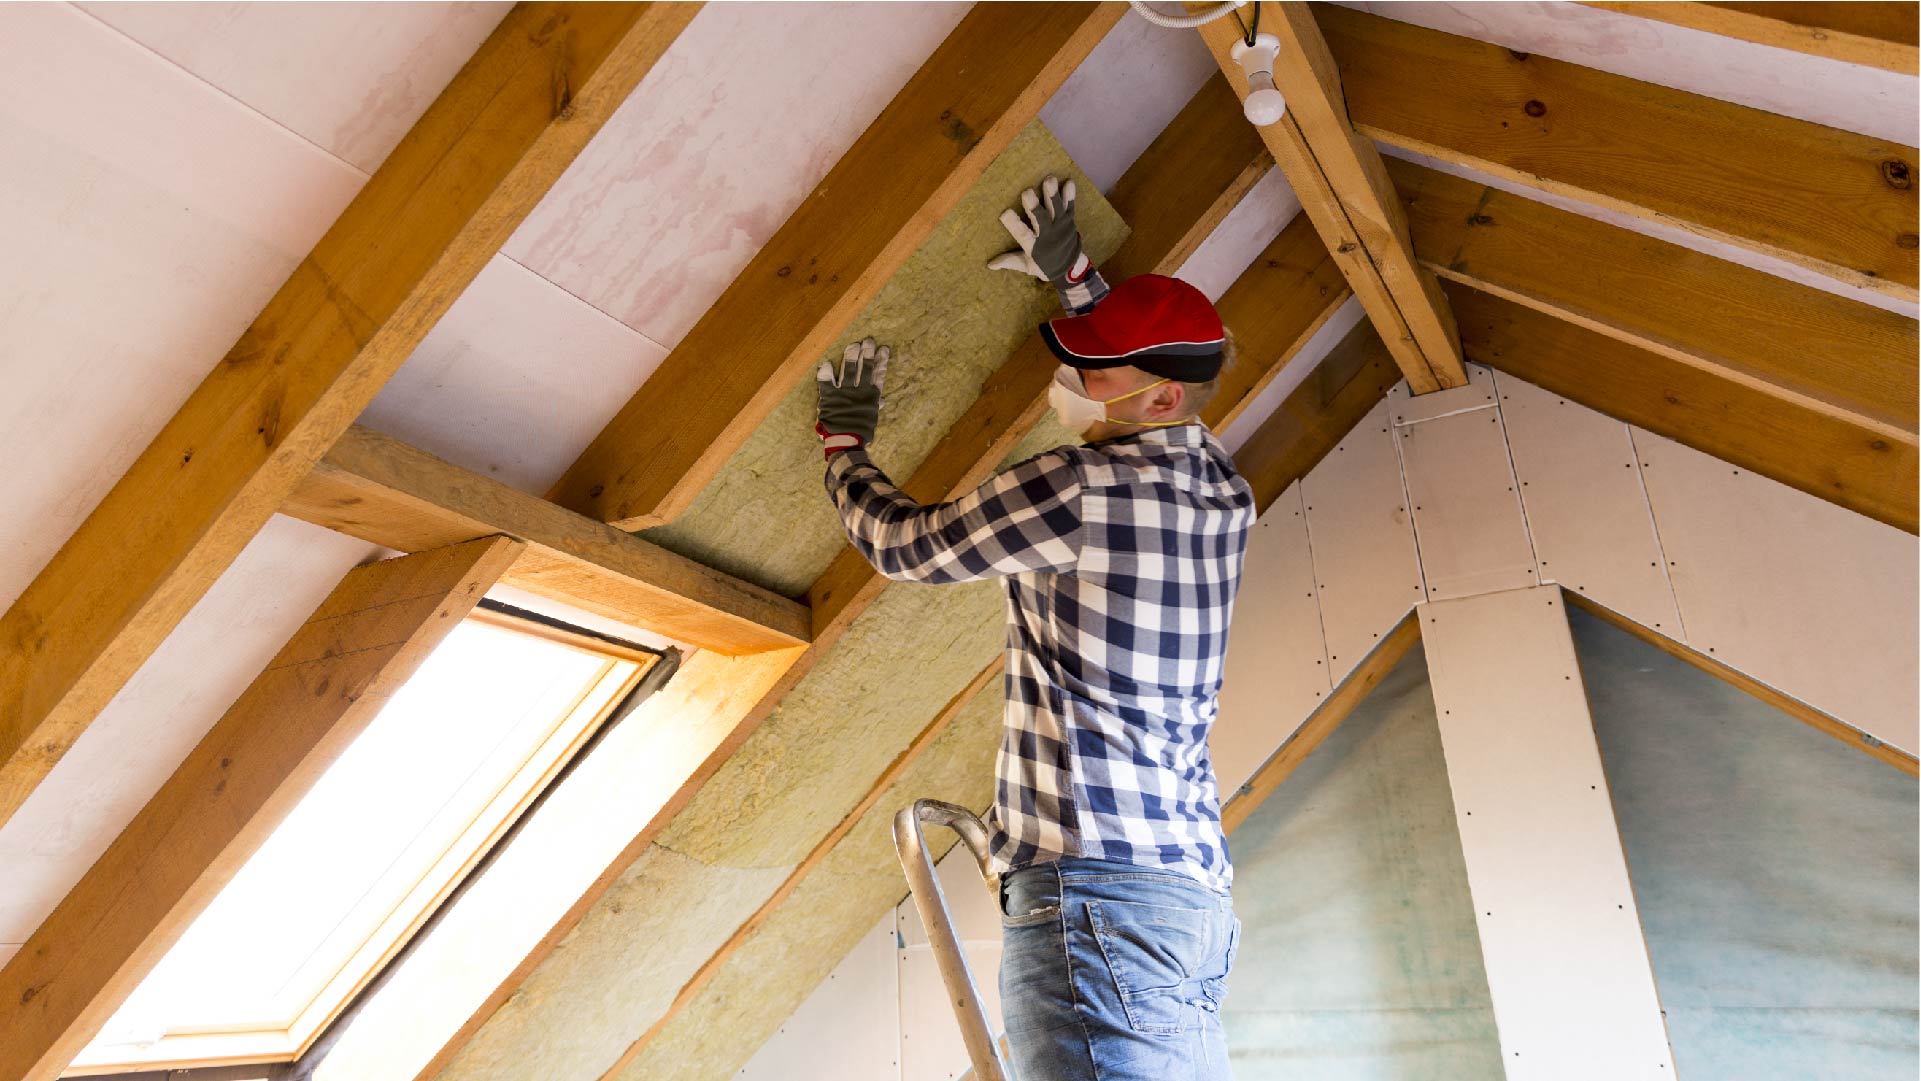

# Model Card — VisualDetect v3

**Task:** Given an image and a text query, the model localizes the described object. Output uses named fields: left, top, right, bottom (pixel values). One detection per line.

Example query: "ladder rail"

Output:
left=892, top=798, right=1010, bottom=1081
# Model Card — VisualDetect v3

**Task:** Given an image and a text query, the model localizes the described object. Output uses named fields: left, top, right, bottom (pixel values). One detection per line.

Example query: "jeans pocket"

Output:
left=1087, top=900, right=1210, bottom=1035
left=1002, top=903, right=1061, bottom=929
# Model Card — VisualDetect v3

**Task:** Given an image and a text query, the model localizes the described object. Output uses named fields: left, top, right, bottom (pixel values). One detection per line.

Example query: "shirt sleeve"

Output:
left=822, top=448, right=1085, bottom=584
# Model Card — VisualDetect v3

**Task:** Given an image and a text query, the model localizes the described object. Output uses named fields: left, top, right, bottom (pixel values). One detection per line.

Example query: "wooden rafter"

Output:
left=283, top=426, right=808, bottom=655
left=1389, top=158, right=1919, bottom=440
left=416, top=71, right=1272, bottom=1078
left=807, top=72, right=1273, bottom=641
left=1319, top=3, right=1921, bottom=301
left=1234, top=319, right=1402, bottom=513
left=1222, top=612, right=1420, bottom=832
left=0, top=537, right=523, bottom=1081
left=1197, top=1, right=1468, bottom=394
left=1583, top=2, right=1920, bottom=75
left=545, top=2, right=1127, bottom=531
left=1448, top=282, right=1919, bottom=533
left=0, top=2, right=700, bottom=833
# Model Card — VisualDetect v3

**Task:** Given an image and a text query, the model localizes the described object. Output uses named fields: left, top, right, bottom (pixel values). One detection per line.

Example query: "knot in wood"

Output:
left=1523, top=100, right=1547, bottom=118
left=1883, top=159, right=1913, bottom=190
left=1897, top=234, right=1920, bottom=250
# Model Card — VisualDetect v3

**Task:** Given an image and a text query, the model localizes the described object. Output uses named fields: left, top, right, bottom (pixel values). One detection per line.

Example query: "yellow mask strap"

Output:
left=1100, top=377, right=1202, bottom=428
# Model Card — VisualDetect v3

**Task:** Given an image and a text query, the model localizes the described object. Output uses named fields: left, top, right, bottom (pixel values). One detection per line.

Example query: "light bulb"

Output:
left=1231, top=32, right=1286, bottom=126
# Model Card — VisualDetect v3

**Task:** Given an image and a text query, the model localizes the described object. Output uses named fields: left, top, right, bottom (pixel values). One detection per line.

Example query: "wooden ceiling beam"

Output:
left=1318, top=2, right=1920, bottom=301
left=1234, top=319, right=1402, bottom=514
left=0, top=537, right=523, bottom=1081
left=284, top=426, right=809, bottom=655
left=806, top=71, right=1274, bottom=643
left=1449, top=282, right=1918, bottom=533
left=1197, top=1, right=1469, bottom=394
left=1583, top=2, right=1920, bottom=75
left=544, top=3, right=1127, bottom=531
left=1389, top=157, right=1920, bottom=442
left=0, top=2, right=699, bottom=833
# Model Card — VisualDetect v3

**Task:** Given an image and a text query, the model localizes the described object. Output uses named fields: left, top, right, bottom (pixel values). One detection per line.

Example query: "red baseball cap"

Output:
left=1039, top=274, right=1226, bottom=382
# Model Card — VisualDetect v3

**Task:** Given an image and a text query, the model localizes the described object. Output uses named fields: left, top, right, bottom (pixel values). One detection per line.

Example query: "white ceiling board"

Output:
left=1397, top=405, right=1540, bottom=601
left=1386, top=361, right=1499, bottom=425
left=1420, top=586, right=1676, bottom=1079
left=1495, top=373, right=1682, bottom=635
left=1176, top=169, right=1303, bottom=303
left=361, top=255, right=669, bottom=494
left=1383, top=143, right=1920, bottom=320
left=75, top=1, right=509, bottom=174
left=739, top=914, right=901, bottom=1081
left=1219, top=296, right=1365, bottom=455
left=0, top=3, right=362, bottom=611
left=1038, top=8, right=1220, bottom=194
left=1214, top=483, right=1332, bottom=796
left=1634, top=432, right=1921, bottom=755
left=1302, top=397, right=1426, bottom=683
left=1332, top=1, right=1919, bottom=145
left=502, top=2, right=970, bottom=348
left=0, top=515, right=376, bottom=946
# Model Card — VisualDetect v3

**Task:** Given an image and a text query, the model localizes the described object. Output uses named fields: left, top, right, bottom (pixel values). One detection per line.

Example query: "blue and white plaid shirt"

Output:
left=825, top=424, right=1255, bottom=892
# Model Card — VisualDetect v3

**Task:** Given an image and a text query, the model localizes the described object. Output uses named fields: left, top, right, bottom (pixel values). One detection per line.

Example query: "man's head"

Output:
left=1039, top=275, right=1229, bottom=441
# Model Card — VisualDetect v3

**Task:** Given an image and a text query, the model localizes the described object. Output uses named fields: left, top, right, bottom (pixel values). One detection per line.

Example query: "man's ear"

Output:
left=1145, top=379, right=1186, bottom=419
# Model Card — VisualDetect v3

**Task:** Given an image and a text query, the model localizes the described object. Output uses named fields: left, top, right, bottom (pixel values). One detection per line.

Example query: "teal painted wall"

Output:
left=1221, top=607, right=1918, bottom=1080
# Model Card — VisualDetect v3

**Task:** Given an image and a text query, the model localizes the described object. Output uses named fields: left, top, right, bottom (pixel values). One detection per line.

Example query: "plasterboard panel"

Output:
left=1331, top=1, right=1917, bottom=145
left=897, top=844, right=1005, bottom=1081
left=1420, top=587, right=1675, bottom=1079
left=1386, top=361, right=1498, bottom=425
left=0, top=516, right=376, bottom=945
left=0, top=3, right=362, bottom=613
left=1634, top=432, right=1920, bottom=754
left=1219, top=296, right=1366, bottom=455
left=360, top=256, right=669, bottom=494
left=76, top=1, right=508, bottom=173
left=1302, top=398, right=1426, bottom=682
left=1397, top=406, right=1539, bottom=601
left=739, top=914, right=901, bottom=1081
left=1176, top=169, right=1303, bottom=303
left=1214, top=483, right=1332, bottom=795
left=503, top=2, right=970, bottom=347
left=1495, top=373, right=1682, bottom=634
left=1039, top=7, right=1219, bottom=194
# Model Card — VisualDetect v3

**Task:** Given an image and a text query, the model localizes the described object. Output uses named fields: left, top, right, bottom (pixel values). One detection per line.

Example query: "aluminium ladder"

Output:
left=892, top=798, right=1011, bottom=1081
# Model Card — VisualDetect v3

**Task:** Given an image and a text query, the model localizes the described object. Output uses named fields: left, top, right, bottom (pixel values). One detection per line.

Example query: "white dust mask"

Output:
left=1047, top=365, right=1176, bottom=435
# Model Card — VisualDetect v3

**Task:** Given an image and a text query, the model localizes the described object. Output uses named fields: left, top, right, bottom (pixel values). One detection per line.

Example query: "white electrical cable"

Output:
left=1126, top=0, right=1247, bottom=30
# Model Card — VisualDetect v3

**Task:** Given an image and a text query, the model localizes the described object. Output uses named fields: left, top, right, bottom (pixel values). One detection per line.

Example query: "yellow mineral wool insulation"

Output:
left=641, top=120, right=1128, bottom=597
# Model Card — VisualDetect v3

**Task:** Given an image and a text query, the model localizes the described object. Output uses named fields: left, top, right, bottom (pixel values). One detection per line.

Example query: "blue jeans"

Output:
left=998, top=857, right=1239, bottom=1081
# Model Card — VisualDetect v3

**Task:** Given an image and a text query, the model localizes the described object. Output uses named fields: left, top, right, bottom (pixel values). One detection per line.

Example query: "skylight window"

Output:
left=67, top=611, right=657, bottom=1075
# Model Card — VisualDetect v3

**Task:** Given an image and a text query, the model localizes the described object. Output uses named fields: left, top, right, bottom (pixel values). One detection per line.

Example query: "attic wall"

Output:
left=428, top=124, right=1124, bottom=1080
left=618, top=682, right=1004, bottom=1081
left=640, top=121, right=1127, bottom=596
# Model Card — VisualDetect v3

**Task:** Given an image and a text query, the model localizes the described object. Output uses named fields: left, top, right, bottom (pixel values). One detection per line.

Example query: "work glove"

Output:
left=816, top=337, right=889, bottom=458
left=988, top=175, right=1109, bottom=315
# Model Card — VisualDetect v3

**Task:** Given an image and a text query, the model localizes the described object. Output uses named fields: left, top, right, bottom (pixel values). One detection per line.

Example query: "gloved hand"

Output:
left=988, top=175, right=1109, bottom=315
left=816, top=337, right=889, bottom=458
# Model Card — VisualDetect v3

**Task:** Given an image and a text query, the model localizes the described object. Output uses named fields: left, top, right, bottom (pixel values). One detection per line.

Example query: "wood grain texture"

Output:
left=592, top=656, right=1004, bottom=1079
left=1583, top=2, right=1919, bottom=74
left=1448, top=282, right=1919, bottom=533
left=1233, top=320, right=1403, bottom=513
left=545, top=3, right=1126, bottom=530
left=1318, top=2, right=1921, bottom=299
left=284, top=426, right=808, bottom=655
left=0, top=2, right=699, bottom=832
left=1197, top=2, right=1468, bottom=393
left=1389, top=157, right=1919, bottom=439
left=805, top=72, right=1273, bottom=642
left=1221, top=612, right=1420, bottom=833
left=1207, top=212, right=1353, bottom=432
left=0, top=537, right=522, bottom=1081
left=1566, top=591, right=1918, bottom=776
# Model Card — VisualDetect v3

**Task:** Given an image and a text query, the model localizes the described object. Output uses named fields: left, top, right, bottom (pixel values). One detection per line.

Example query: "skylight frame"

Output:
left=66, top=609, right=661, bottom=1076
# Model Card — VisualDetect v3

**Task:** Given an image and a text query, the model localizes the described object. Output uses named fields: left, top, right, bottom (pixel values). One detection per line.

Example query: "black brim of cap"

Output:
left=1040, top=322, right=1224, bottom=382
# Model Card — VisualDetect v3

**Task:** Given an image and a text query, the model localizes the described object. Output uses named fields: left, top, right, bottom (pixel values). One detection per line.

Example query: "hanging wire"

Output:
left=1126, top=0, right=1247, bottom=31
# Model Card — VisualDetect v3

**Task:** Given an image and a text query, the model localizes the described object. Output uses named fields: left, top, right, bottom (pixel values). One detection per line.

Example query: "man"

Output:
left=815, top=176, right=1253, bottom=1080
